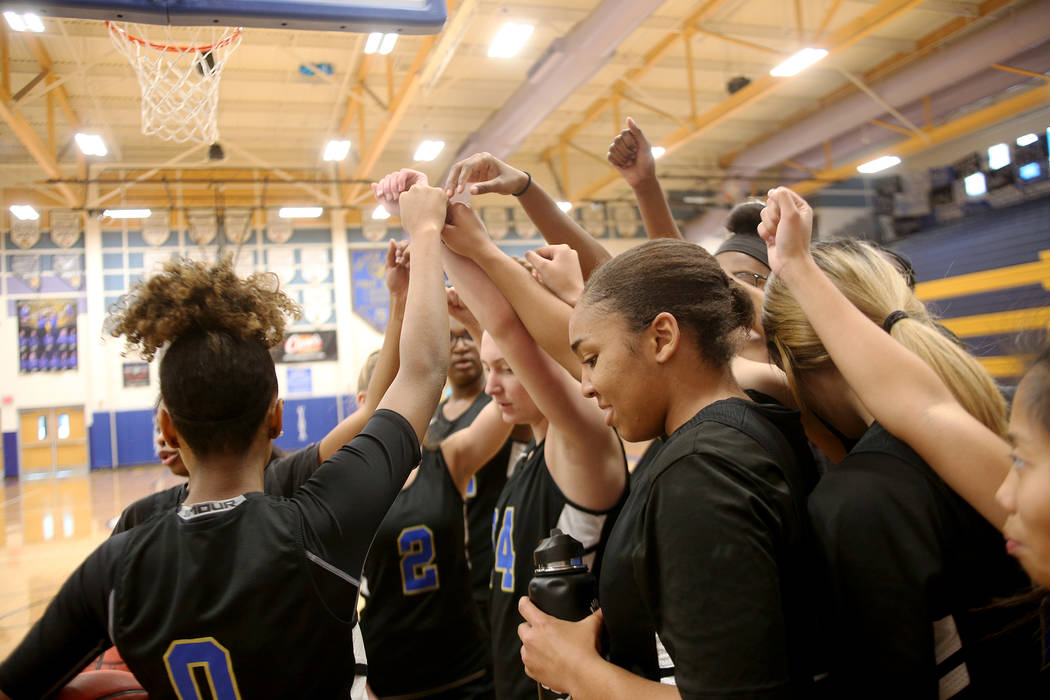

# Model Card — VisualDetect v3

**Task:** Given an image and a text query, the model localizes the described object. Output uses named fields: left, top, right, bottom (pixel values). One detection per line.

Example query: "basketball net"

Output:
left=107, top=22, right=242, bottom=144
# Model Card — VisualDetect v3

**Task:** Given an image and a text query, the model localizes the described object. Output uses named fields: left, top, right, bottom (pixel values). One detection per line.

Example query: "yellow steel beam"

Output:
left=692, top=27, right=781, bottom=55
left=869, top=118, right=914, bottom=136
left=991, top=63, right=1050, bottom=83
left=979, top=355, right=1033, bottom=379
left=915, top=250, right=1050, bottom=301
left=542, top=0, right=727, bottom=161
left=790, top=83, right=1050, bottom=196
left=0, top=84, right=77, bottom=205
left=815, top=0, right=842, bottom=39
left=570, top=0, right=928, bottom=201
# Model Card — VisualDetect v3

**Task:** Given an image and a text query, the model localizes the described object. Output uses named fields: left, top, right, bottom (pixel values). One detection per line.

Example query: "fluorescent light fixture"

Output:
left=323, top=139, right=351, bottom=162
left=987, top=143, right=1010, bottom=170
left=2, top=11, right=40, bottom=32
left=651, top=146, right=666, bottom=159
left=74, top=132, right=107, bottom=157
left=488, top=22, right=534, bottom=59
left=1018, top=162, right=1041, bottom=180
left=372, top=205, right=391, bottom=220
left=278, top=207, right=323, bottom=219
left=9, top=204, right=39, bottom=221
left=3, top=12, right=25, bottom=31
left=770, top=47, right=828, bottom=77
left=1016, top=133, right=1038, bottom=147
left=364, top=32, right=383, bottom=54
left=379, top=33, right=398, bottom=55
left=856, top=155, right=901, bottom=174
left=556, top=201, right=573, bottom=212
left=413, top=139, right=445, bottom=162
left=23, top=13, right=44, bottom=32
left=964, top=172, right=987, bottom=197
left=102, top=208, right=151, bottom=219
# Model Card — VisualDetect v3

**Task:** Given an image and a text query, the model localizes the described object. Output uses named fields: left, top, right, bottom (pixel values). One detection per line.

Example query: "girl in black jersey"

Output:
left=757, top=187, right=1050, bottom=694
left=0, top=183, right=451, bottom=700
left=518, top=238, right=822, bottom=698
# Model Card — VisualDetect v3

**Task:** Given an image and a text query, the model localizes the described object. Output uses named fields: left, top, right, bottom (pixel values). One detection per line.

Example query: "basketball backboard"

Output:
left=0, top=0, right=447, bottom=33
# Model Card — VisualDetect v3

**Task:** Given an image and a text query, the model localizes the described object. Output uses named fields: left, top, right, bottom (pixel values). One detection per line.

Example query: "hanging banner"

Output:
left=482, top=206, right=510, bottom=240
left=302, top=286, right=332, bottom=326
left=52, top=253, right=84, bottom=289
left=224, top=208, right=254, bottom=244
left=361, top=218, right=387, bottom=243
left=266, top=208, right=294, bottom=244
left=512, top=206, right=537, bottom=239
left=17, top=298, right=78, bottom=374
left=49, top=210, right=82, bottom=248
left=579, top=202, right=607, bottom=238
left=187, top=209, right=218, bottom=245
left=143, top=210, right=171, bottom=246
left=11, top=217, right=41, bottom=249
left=233, top=251, right=255, bottom=279
left=300, top=248, right=329, bottom=283
left=266, top=247, right=297, bottom=287
left=270, top=330, right=338, bottom=363
left=10, top=255, right=42, bottom=290
left=350, top=249, right=389, bottom=333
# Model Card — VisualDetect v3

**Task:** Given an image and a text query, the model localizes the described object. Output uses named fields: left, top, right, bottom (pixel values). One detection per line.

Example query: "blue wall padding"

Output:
left=114, top=409, right=158, bottom=466
left=3, top=432, right=18, bottom=479
left=90, top=412, right=113, bottom=470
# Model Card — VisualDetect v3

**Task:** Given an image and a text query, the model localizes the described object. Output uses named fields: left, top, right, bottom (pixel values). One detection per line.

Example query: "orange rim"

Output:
left=106, top=21, right=242, bottom=54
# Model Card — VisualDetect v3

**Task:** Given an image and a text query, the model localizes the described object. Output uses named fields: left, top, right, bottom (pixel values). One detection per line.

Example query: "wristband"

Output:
left=512, top=171, right=532, bottom=197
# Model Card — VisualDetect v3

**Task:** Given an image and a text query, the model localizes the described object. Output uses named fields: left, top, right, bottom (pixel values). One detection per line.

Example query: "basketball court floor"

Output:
left=0, top=464, right=182, bottom=660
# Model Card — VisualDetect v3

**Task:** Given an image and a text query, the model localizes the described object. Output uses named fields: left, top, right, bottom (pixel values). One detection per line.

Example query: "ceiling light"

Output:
left=987, top=143, right=1010, bottom=170
left=651, top=146, right=666, bottom=159
left=323, top=139, right=351, bottom=162
left=770, top=47, right=828, bottom=77
left=556, top=201, right=573, bottom=212
left=372, top=205, right=391, bottom=220
left=9, top=205, right=39, bottom=221
left=379, top=33, right=398, bottom=55
left=1018, top=162, right=1042, bottom=180
left=3, top=11, right=41, bottom=32
left=856, top=155, right=901, bottom=174
left=74, top=133, right=108, bottom=157
left=1016, top=133, right=1038, bottom=147
left=364, top=32, right=383, bottom=54
left=278, top=207, right=323, bottom=219
left=964, top=172, right=987, bottom=197
left=413, top=139, right=445, bottom=162
left=488, top=22, right=534, bottom=59
left=102, top=208, right=151, bottom=219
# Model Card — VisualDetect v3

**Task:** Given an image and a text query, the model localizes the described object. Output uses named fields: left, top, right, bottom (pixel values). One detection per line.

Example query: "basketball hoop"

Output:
left=107, top=21, right=242, bottom=144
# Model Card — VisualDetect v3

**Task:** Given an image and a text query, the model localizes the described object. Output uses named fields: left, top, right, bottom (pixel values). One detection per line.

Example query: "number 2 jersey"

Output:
left=0, top=410, right=419, bottom=700
left=359, top=447, right=490, bottom=697
left=489, top=440, right=625, bottom=700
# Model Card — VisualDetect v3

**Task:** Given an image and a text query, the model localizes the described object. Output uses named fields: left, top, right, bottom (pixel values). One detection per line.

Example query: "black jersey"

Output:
left=0, top=411, right=418, bottom=700
left=427, top=393, right=515, bottom=604
left=360, top=448, right=490, bottom=697
left=489, top=440, right=624, bottom=700
left=809, top=421, right=1049, bottom=698
left=599, top=395, right=822, bottom=697
left=111, top=443, right=321, bottom=534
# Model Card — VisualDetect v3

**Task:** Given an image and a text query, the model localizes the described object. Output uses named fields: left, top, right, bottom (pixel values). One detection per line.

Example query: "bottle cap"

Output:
left=533, top=528, right=586, bottom=573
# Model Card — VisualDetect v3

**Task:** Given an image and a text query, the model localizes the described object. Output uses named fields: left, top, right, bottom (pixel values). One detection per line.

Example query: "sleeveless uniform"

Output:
left=360, top=448, right=491, bottom=698
left=489, top=440, right=624, bottom=700
left=599, top=395, right=823, bottom=696
left=809, top=421, right=1049, bottom=697
left=0, top=410, right=418, bottom=699
left=426, top=394, right=517, bottom=614
left=111, top=443, right=321, bottom=534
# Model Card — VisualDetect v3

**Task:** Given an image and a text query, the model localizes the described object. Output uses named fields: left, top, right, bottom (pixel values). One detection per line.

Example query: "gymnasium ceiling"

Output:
left=0, top=0, right=1048, bottom=227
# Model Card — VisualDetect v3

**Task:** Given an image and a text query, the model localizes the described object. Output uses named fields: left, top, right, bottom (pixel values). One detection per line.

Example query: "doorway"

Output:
left=19, top=407, right=88, bottom=479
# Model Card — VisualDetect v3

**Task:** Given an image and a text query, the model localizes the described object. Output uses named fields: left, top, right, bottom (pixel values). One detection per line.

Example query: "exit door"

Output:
left=19, top=407, right=88, bottom=479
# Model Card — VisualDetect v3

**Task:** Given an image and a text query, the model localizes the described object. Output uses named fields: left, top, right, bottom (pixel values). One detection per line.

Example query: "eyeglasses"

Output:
left=450, top=332, right=475, bottom=347
left=732, top=270, right=768, bottom=290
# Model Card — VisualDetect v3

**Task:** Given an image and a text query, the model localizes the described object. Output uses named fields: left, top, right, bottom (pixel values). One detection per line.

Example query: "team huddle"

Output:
left=1, top=123, right=1049, bottom=699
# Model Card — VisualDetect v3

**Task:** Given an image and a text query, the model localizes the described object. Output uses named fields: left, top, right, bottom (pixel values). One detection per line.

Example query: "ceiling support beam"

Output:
left=838, top=68, right=926, bottom=138
left=568, top=0, right=928, bottom=201
left=789, top=84, right=1050, bottom=196
left=692, top=27, right=781, bottom=56
left=0, top=83, right=78, bottom=205
left=990, top=63, right=1050, bottom=83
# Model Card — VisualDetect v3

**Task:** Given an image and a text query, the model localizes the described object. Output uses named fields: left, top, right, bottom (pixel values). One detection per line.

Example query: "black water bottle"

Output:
left=528, top=528, right=598, bottom=700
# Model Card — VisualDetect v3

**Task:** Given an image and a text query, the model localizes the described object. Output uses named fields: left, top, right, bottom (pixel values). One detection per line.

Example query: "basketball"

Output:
left=88, top=647, right=130, bottom=674
left=56, top=670, right=148, bottom=700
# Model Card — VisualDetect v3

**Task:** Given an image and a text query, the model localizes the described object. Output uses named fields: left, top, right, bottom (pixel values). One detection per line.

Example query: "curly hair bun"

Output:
left=107, top=256, right=301, bottom=361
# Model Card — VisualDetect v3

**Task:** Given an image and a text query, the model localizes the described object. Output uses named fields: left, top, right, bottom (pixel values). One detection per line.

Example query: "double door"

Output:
left=19, top=407, right=88, bottom=479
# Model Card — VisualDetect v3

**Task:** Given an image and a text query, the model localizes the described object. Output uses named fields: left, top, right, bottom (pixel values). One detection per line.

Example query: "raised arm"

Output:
left=760, top=187, right=1010, bottom=528
left=607, top=117, right=681, bottom=240
left=444, top=152, right=611, bottom=279
left=442, top=205, right=624, bottom=511
left=318, top=239, right=409, bottom=462
left=375, top=184, right=450, bottom=443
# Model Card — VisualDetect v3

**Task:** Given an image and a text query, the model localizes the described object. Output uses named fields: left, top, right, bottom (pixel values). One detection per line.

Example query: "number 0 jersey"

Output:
left=0, top=410, right=419, bottom=700
left=489, top=440, right=624, bottom=700
left=360, top=448, right=489, bottom=697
